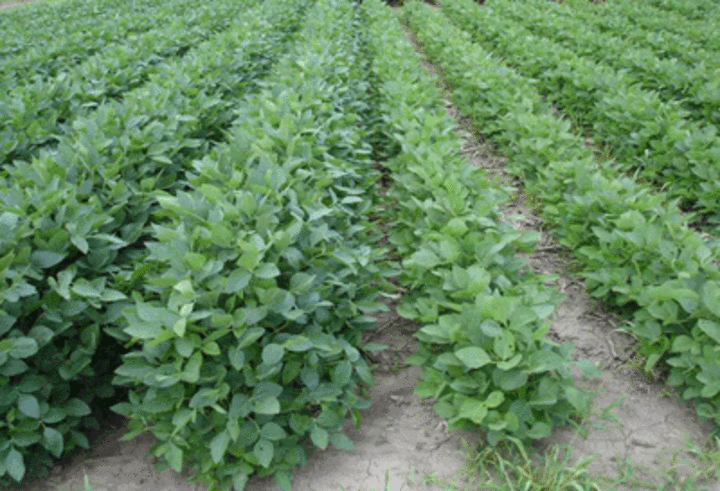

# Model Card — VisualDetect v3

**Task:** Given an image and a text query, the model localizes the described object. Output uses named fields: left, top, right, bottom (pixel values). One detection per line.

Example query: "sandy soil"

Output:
left=12, top=10, right=720, bottom=491
left=0, top=0, right=41, bottom=11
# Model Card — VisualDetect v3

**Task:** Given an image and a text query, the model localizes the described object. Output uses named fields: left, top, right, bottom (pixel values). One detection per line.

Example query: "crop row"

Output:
left=404, top=0, right=720, bottom=441
left=107, top=1, right=389, bottom=488
left=0, top=0, right=308, bottom=483
left=0, top=0, right=164, bottom=57
left=0, top=0, right=255, bottom=168
left=490, top=0, right=720, bottom=127
left=363, top=0, right=594, bottom=448
left=0, top=0, right=186, bottom=87
left=441, top=0, right=720, bottom=233
left=562, top=0, right=720, bottom=56
left=644, top=0, right=720, bottom=21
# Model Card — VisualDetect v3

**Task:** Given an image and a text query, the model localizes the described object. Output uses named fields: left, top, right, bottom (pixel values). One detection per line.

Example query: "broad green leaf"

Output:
left=254, top=439, right=274, bottom=468
left=702, top=281, right=720, bottom=317
left=237, top=327, right=266, bottom=349
left=189, top=388, right=219, bottom=409
left=43, top=427, right=64, bottom=458
left=698, top=319, right=720, bottom=344
left=574, top=358, right=602, bottom=378
left=454, top=347, right=492, bottom=369
left=333, top=361, right=353, bottom=385
left=301, top=367, right=319, bottom=389
left=485, top=390, right=505, bottom=408
left=254, top=397, right=280, bottom=415
left=493, top=331, right=515, bottom=360
left=166, top=443, right=183, bottom=473
left=330, top=432, right=354, bottom=450
left=527, top=422, right=552, bottom=439
left=8, top=338, right=38, bottom=359
left=225, top=269, right=251, bottom=293
left=30, top=251, right=66, bottom=269
left=183, top=252, right=207, bottom=270
left=458, top=398, right=488, bottom=424
left=496, top=353, right=522, bottom=370
left=65, top=398, right=91, bottom=416
left=17, top=394, right=40, bottom=418
left=497, top=370, right=528, bottom=391
left=229, top=346, right=245, bottom=370
left=5, top=447, right=24, bottom=482
left=310, top=426, right=329, bottom=450
left=262, top=344, right=284, bottom=365
left=255, top=263, right=281, bottom=279
left=210, top=430, right=231, bottom=464
left=261, top=422, right=287, bottom=441
left=123, top=322, right=163, bottom=340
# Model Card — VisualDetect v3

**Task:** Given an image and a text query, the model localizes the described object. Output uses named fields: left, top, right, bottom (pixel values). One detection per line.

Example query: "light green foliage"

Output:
left=365, top=0, right=595, bottom=448
left=0, top=0, right=308, bottom=484
left=405, top=0, right=720, bottom=445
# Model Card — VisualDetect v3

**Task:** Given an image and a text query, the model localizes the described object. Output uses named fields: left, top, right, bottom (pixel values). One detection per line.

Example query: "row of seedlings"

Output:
left=442, top=0, right=720, bottom=233
left=361, top=0, right=595, bottom=448
left=0, top=0, right=173, bottom=85
left=0, top=0, right=309, bottom=484
left=404, top=0, right=720, bottom=442
left=0, top=0, right=259, bottom=167
left=488, top=0, right=720, bottom=127
left=108, top=0, right=388, bottom=490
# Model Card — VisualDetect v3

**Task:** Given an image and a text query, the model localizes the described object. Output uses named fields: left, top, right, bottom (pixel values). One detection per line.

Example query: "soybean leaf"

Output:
left=17, top=394, right=40, bottom=418
left=454, top=347, right=492, bottom=369
left=43, top=427, right=64, bottom=458
left=210, top=430, right=231, bottom=464
left=254, top=439, right=274, bottom=468
left=5, top=447, right=24, bottom=482
left=310, top=426, right=329, bottom=450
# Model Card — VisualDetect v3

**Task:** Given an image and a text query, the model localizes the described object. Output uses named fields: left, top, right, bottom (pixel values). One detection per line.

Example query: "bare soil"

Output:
left=13, top=10, right=720, bottom=491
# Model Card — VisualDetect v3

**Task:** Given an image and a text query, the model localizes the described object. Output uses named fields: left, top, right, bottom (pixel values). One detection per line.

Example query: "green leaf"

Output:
left=5, top=447, right=24, bottom=482
left=527, top=350, right=567, bottom=373
left=183, top=252, right=207, bottom=270
left=702, top=281, right=720, bottom=317
left=8, top=338, right=38, bottom=359
left=497, top=370, right=528, bottom=391
left=493, top=331, right=515, bottom=360
left=189, top=388, right=219, bottom=409
left=301, top=367, right=319, bottom=389
left=527, top=422, right=552, bottom=439
left=458, top=398, right=488, bottom=424
left=485, top=390, right=505, bottom=408
left=254, top=439, right=274, bottom=468
left=262, top=344, right=285, bottom=365
left=65, top=398, right=91, bottom=416
left=166, top=443, right=183, bottom=473
left=210, top=430, right=230, bottom=464
left=225, top=269, right=251, bottom=293
left=43, top=427, right=64, bottom=458
left=17, top=394, right=40, bottom=418
left=330, top=432, right=354, bottom=450
left=310, top=426, right=329, bottom=450
left=254, top=397, right=280, bottom=415
left=237, top=327, right=266, bottom=349
left=333, top=361, right=353, bottom=385
left=454, top=347, right=492, bottom=369
left=255, top=263, right=281, bottom=279
left=698, top=319, right=720, bottom=344
left=123, top=322, right=163, bottom=340
left=261, top=422, right=287, bottom=441
left=30, top=251, right=66, bottom=269
left=229, top=346, right=245, bottom=370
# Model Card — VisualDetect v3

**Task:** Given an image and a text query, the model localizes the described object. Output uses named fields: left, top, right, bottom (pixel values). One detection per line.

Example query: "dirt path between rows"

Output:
left=0, top=0, right=41, bottom=11
left=13, top=7, right=720, bottom=491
